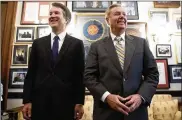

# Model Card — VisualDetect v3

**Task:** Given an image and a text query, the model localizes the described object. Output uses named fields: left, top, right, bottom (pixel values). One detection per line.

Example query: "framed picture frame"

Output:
left=150, top=11, right=168, bottom=25
left=72, top=1, right=112, bottom=12
left=16, top=27, right=35, bottom=42
left=153, top=1, right=180, bottom=8
left=9, top=68, right=28, bottom=88
left=21, top=2, right=67, bottom=25
left=74, top=13, right=109, bottom=42
left=156, top=44, right=172, bottom=57
left=126, top=22, right=147, bottom=39
left=37, top=26, right=51, bottom=38
left=169, top=64, right=182, bottom=83
left=156, top=59, right=169, bottom=89
left=116, top=1, right=139, bottom=20
left=12, top=45, right=28, bottom=66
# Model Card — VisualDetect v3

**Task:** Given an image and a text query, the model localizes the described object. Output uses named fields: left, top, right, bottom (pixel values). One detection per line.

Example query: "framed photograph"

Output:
left=72, top=1, right=112, bottom=12
left=12, top=45, right=28, bottom=66
left=156, top=44, right=172, bottom=57
left=9, top=68, right=27, bottom=88
left=117, top=1, right=139, bottom=20
left=150, top=11, right=168, bottom=25
left=172, top=13, right=181, bottom=32
left=21, top=2, right=67, bottom=25
left=169, top=65, right=182, bottom=83
left=75, top=13, right=109, bottom=42
left=16, top=27, right=35, bottom=42
left=156, top=59, right=169, bottom=89
left=37, top=26, right=51, bottom=38
left=153, top=1, right=180, bottom=8
left=126, top=22, right=147, bottom=39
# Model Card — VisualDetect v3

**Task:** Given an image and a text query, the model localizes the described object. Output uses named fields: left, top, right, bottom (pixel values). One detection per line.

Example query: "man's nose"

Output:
left=50, top=13, right=56, bottom=17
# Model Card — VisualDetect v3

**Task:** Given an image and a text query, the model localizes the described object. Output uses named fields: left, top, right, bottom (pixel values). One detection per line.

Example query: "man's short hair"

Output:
left=105, top=4, right=122, bottom=19
left=52, top=2, right=71, bottom=25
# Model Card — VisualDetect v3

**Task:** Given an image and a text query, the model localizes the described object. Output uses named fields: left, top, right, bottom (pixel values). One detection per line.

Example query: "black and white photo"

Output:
left=9, top=68, right=27, bottom=88
left=117, top=1, right=139, bottom=20
left=156, top=44, right=172, bottom=57
left=169, top=65, right=182, bottom=83
left=16, top=27, right=35, bottom=42
left=72, top=1, right=112, bottom=12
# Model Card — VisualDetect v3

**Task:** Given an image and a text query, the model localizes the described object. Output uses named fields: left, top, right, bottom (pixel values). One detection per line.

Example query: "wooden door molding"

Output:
left=1, top=1, right=17, bottom=110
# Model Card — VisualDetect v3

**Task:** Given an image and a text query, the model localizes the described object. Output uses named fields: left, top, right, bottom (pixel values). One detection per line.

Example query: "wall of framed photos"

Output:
left=5, top=1, right=181, bottom=109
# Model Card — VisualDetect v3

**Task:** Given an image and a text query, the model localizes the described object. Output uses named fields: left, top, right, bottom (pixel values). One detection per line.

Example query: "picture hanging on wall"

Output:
left=150, top=11, right=168, bottom=26
left=156, top=44, right=172, bottom=57
left=12, top=45, right=28, bottom=66
left=9, top=68, right=28, bottom=88
left=72, top=1, right=112, bottom=12
left=126, top=22, right=147, bottom=39
left=116, top=1, right=139, bottom=20
left=21, top=1, right=67, bottom=25
left=37, top=26, right=51, bottom=38
left=75, top=13, right=109, bottom=42
left=156, top=59, right=169, bottom=89
left=153, top=1, right=180, bottom=8
left=16, top=27, right=35, bottom=42
left=169, top=64, right=182, bottom=83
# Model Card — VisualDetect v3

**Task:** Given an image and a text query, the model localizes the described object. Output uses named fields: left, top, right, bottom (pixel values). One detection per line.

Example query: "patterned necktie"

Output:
left=114, top=37, right=125, bottom=69
left=52, top=36, right=59, bottom=62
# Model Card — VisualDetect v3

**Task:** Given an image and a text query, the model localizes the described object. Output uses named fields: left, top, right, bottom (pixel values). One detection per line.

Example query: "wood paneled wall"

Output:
left=1, top=1, right=17, bottom=110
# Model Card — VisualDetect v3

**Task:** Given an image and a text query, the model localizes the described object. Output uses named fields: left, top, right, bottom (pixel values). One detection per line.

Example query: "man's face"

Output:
left=106, top=6, right=127, bottom=30
left=49, top=6, right=66, bottom=29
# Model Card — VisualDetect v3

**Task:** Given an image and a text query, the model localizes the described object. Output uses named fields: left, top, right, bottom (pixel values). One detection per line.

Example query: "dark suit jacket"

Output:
left=23, top=34, right=85, bottom=120
left=84, top=35, right=159, bottom=120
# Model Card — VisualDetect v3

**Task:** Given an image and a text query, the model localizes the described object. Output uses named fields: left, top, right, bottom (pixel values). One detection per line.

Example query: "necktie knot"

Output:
left=54, top=36, right=59, bottom=41
left=114, top=37, right=123, bottom=44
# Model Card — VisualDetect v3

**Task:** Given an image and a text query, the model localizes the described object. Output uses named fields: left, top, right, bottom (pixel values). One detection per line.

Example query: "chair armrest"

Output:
left=174, top=111, right=181, bottom=120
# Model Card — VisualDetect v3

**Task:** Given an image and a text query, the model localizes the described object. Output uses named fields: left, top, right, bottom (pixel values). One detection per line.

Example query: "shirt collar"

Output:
left=51, top=31, right=67, bottom=41
left=110, top=32, right=125, bottom=41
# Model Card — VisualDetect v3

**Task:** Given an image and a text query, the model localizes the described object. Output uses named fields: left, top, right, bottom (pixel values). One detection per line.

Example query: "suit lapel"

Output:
left=43, top=34, right=52, bottom=69
left=103, top=36, right=123, bottom=75
left=54, top=34, right=73, bottom=65
left=124, top=34, right=135, bottom=75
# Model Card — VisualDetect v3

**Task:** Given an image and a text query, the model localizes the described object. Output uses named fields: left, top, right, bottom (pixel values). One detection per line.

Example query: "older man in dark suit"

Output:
left=84, top=4, right=159, bottom=120
left=22, top=3, right=85, bottom=120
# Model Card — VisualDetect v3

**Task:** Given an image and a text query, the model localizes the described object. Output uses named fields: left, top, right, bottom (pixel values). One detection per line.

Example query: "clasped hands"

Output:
left=105, top=94, right=142, bottom=115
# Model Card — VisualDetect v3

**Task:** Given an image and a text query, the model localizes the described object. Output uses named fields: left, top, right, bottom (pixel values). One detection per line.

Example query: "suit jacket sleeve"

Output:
left=73, top=40, right=85, bottom=104
left=23, top=40, right=37, bottom=104
left=137, top=39, right=159, bottom=105
left=84, top=43, right=108, bottom=100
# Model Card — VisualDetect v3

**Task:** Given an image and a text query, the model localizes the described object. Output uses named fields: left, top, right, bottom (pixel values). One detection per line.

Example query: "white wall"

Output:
left=7, top=1, right=181, bottom=109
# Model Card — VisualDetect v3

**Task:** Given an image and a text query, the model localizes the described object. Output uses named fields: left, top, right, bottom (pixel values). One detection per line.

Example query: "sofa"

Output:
left=82, top=94, right=181, bottom=120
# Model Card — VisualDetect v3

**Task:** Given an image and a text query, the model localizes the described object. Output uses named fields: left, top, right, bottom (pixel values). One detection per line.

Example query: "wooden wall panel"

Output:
left=1, top=1, right=17, bottom=110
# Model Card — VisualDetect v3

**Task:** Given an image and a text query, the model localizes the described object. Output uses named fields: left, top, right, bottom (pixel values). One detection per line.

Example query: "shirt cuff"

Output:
left=101, top=91, right=110, bottom=102
left=140, top=95, right=146, bottom=103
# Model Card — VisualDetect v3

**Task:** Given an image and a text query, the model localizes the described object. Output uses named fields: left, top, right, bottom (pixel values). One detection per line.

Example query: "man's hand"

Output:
left=125, top=94, right=142, bottom=112
left=106, top=94, right=130, bottom=115
left=74, top=104, right=84, bottom=120
left=22, top=103, right=32, bottom=120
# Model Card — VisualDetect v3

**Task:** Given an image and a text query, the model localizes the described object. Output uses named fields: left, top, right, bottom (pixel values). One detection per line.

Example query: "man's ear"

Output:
left=105, top=17, right=109, bottom=25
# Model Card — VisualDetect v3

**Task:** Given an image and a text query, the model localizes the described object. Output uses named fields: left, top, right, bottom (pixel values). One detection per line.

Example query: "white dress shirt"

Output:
left=51, top=31, right=66, bottom=52
left=101, top=32, right=146, bottom=103
left=101, top=32, right=126, bottom=102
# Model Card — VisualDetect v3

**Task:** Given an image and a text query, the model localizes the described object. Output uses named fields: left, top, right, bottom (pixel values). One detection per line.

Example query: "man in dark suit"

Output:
left=22, top=3, right=85, bottom=120
left=84, top=4, right=159, bottom=120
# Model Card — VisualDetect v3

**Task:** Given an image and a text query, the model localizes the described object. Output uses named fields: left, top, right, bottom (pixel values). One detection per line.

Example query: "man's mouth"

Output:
left=50, top=18, right=59, bottom=22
